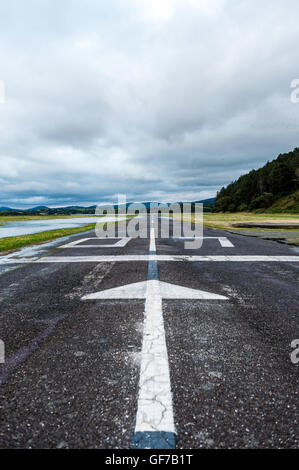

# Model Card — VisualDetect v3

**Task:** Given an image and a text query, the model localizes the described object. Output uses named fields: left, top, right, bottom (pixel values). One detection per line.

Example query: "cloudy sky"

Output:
left=0, top=0, right=299, bottom=208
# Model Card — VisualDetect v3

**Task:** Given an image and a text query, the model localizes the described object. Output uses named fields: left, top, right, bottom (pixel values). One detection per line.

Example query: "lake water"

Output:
left=0, top=216, right=126, bottom=239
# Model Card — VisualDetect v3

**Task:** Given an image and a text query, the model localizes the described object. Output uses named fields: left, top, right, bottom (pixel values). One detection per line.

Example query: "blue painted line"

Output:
left=148, top=257, right=159, bottom=281
left=131, top=431, right=177, bottom=449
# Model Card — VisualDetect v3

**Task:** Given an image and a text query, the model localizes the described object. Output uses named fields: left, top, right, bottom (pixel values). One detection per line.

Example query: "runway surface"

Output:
left=0, top=216, right=298, bottom=449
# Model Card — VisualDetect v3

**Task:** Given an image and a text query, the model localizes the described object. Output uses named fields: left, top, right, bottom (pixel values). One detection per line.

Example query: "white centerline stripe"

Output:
left=149, top=227, right=156, bottom=252
left=135, top=279, right=175, bottom=433
left=135, top=218, right=175, bottom=435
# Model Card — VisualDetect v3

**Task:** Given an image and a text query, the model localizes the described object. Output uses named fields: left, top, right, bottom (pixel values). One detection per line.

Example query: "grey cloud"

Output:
left=0, top=0, right=299, bottom=208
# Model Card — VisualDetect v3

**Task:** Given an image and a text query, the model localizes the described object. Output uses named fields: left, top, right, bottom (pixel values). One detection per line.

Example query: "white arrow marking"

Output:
left=82, top=280, right=228, bottom=300
left=82, top=281, right=148, bottom=299
left=82, top=217, right=228, bottom=443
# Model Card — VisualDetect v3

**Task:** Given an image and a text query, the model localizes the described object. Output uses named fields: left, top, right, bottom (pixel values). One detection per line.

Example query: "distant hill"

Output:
left=196, top=198, right=216, bottom=207
left=214, top=148, right=299, bottom=213
left=0, top=205, right=98, bottom=216
left=0, top=205, right=49, bottom=213
left=29, top=206, right=49, bottom=210
left=0, top=198, right=216, bottom=216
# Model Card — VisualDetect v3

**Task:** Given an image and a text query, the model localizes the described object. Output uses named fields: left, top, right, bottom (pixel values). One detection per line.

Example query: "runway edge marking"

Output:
left=21, top=255, right=299, bottom=263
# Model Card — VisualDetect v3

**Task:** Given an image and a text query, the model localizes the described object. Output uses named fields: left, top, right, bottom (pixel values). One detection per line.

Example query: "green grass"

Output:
left=0, top=215, right=136, bottom=254
left=171, top=211, right=299, bottom=230
left=0, top=224, right=97, bottom=253
left=204, top=212, right=299, bottom=230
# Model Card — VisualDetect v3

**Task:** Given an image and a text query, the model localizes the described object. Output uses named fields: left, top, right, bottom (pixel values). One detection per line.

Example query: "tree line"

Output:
left=214, top=147, right=299, bottom=212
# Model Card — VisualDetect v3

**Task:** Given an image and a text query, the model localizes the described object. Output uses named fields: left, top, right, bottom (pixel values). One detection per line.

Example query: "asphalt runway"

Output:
left=0, top=216, right=298, bottom=449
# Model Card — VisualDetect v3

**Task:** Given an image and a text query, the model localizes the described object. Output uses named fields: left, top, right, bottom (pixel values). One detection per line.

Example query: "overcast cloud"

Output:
left=0, top=0, right=299, bottom=207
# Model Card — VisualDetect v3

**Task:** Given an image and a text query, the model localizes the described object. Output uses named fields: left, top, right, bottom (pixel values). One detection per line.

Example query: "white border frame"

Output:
left=172, top=237, right=234, bottom=247
left=59, top=237, right=132, bottom=249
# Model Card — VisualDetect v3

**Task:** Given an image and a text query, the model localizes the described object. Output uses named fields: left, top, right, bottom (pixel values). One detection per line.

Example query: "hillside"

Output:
left=266, top=191, right=299, bottom=213
left=0, top=198, right=216, bottom=216
left=214, top=148, right=299, bottom=213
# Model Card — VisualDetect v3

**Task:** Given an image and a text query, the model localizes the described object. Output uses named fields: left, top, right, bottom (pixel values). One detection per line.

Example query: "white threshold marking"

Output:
left=21, top=255, right=299, bottom=263
left=59, top=237, right=132, bottom=248
left=173, top=236, right=234, bottom=248
left=218, top=237, right=234, bottom=248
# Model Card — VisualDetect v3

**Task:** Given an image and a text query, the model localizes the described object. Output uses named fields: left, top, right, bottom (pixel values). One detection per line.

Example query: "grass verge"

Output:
left=0, top=215, right=136, bottom=254
left=170, top=211, right=299, bottom=230
left=202, top=212, right=299, bottom=230
left=0, top=224, right=96, bottom=254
